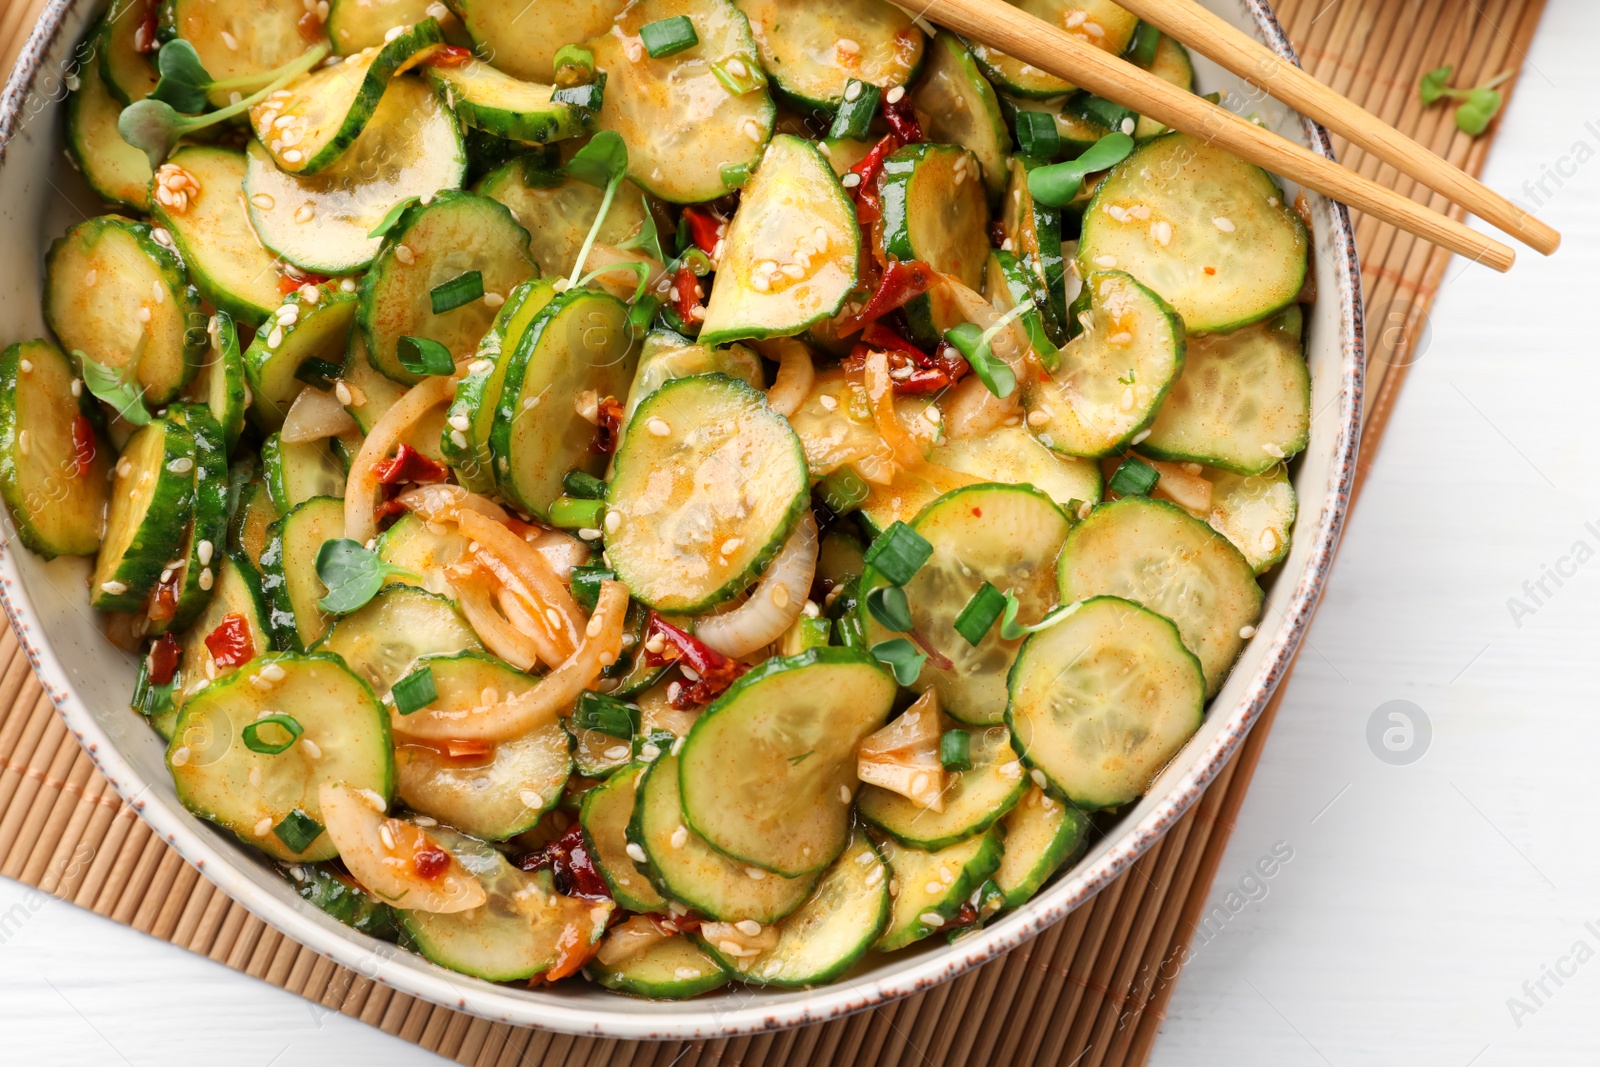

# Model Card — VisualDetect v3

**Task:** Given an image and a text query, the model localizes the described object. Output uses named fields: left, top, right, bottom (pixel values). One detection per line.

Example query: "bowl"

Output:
left=0, top=0, right=1363, bottom=1040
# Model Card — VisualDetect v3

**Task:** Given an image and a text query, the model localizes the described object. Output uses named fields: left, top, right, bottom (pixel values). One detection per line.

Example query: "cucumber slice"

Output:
left=1078, top=133, right=1309, bottom=334
left=579, top=763, right=669, bottom=913
left=45, top=216, right=204, bottom=406
left=0, top=340, right=111, bottom=559
left=186, top=312, right=249, bottom=455
left=262, top=433, right=345, bottom=512
left=328, top=0, right=438, bottom=52
left=285, top=864, right=400, bottom=941
left=1133, top=36, right=1194, bottom=140
left=91, top=417, right=196, bottom=612
left=337, top=333, right=451, bottom=465
left=879, top=142, right=989, bottom=346
left=859, top=725, right=1027, bottom=850
left=628, top=752, right=818, bottom=922
left=318, top=585, right=482, bottom=697
left=229, top=479, right=279, bottom=572
left=244, top=78, right=468, bottom=275
left=173, top=551, right=272, bottom=710
left=1204, top=465, right=1295, bottom=575
left=910, top=32, right=1011, bottom=199
left=151, top=404, right=229, bottom=634
left=992, top=784, right=1090, bottom=908
left=1057, top=495, right=1261, bottom=696
left=734, top=0, right=923, bottom=110
left=967, top=1, right=1139, bottom=98
left=1140, top=308, right=1310, bottom=475
left=679, top=649, right=897, bottom=875
left=786, top=367, right=940, bottom=482
left=427, top=57, right=596, bottom=143
left=394, top=652, right=571, bottom=840
left=358, top=190, right=537, bottom=385
left=100, top=0, right=158, bottom=104
left=700, top=135, right=859, bottom=345
left=988, top=249, right=1063, bottom=363
left=248, top=21, right=445, bottom=176
left=861, top=484, right=1071, bottom=725
left=620, top=330, right=765, bottom=445
left=606, top=374, right=807, bottom=613
left=475, top=158, right=653, bottom=279
left=1007, top=595, right=1204, bottom=808
left=245, top=285, right=359, bottom=429
left=401, top=830, right=612, bottom=981
left=67, top=50, right=151, bottom=211
left=1022, top=270, right=1185, bottom=458
left=873, top=828, right=1002, bottom=951
left=153, top=147, right=283, bottom=329
left=372, top=514, right=471, bottom=599
left=698, top=832, right=889, bottom=987
left=162, top=0, right=309, bottom=107
left=489, top=288, right=638, bottom=519
left=999, top=160, right=1068, bottom=337
left=167, top=651, right=394, bottom=862
left=453, top=0, right=625, bottom=82
left=261, top=496, right=345, bottom=650
left=587, top=0, right=774, bottom=203
left=441, top=277, right=557, bottom=491
left=588, top=932, right=728, bottom=999
left=934, top=425, right=1101, bottom=511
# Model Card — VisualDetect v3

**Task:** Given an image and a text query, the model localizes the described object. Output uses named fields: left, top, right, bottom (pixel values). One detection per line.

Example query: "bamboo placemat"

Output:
left=0, top=0, right=1548, bottom=1062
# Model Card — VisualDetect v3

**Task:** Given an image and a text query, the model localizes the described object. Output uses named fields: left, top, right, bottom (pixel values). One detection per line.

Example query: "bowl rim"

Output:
left=0, top=0, right=1364, bottom=1041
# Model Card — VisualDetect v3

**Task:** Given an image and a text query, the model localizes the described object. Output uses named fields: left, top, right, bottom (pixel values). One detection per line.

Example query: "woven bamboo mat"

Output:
left=0, top=0, right=1549, bottom=1062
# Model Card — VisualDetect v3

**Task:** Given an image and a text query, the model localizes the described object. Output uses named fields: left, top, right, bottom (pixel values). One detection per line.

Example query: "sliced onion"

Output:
left=694, top=511, right=818, bottom=659
left=526, top=527, right=591, bottom=582
left=457, top=510, right=583, bottom=660
left=582, top=243, right=666, bottom=300
left=317, top=783, right=486, bottom=913
left=394, top=580, right=629, bottom=743
left=495, top=582, right=568, bottom=669
left=450, top=565, right=540, bottom=671
left=856, top=690, right=947, bottom=811
left=345, top=375, right=454, bottom=545
left=941, top=371, right=1021, bottom=440
left=595, top=915, right=671, bottom=968
left=397, top=483, right=510, bottom=526
left=932, top=272, right=1033, bottom=366
left=862, top=351, right=928, bottom=471
left=281, top=386, right=357, bottom=443
left=761, top=337, right=815, bottom=417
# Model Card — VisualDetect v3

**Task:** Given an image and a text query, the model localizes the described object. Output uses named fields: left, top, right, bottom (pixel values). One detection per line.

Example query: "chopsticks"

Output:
left=904, top=0, right=1527, bottom=273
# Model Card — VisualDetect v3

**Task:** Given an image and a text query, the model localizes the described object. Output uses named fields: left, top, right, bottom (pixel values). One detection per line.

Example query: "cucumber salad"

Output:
left=10, top=0, right=1310, bottom=997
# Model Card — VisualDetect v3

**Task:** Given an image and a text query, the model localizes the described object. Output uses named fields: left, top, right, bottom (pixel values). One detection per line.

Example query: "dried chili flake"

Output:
left=71, top=415, right=96, bottom=477
left=373, top=443, right=448, bottom=485
left=520, top=822, right=613, bottom=901
left=204, top=613, right=255, bottom=668
left=680, top=206, right=724, bottom=256
left=147, top=633, right=181, bottom=686
left=595, top=395, right=625, bottom=454
left=644, top=613, right=747, bottom=707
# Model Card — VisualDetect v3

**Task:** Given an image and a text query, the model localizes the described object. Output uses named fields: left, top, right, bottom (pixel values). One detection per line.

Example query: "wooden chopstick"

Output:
left=1115, top=0, right=1558, bottom=255
left=905, top=0, right=1519, bottom=273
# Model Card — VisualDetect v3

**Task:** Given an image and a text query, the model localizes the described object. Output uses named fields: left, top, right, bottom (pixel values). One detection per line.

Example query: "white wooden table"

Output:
left=3, top=3, right=1598, bottom=1063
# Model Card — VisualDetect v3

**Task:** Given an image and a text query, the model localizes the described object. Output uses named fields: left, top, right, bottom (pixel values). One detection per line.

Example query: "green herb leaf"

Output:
left=241, top=712, right=304, bottom=754
left=1108, top=455, right=1160, bottom=497
left=953, top=582, right=1006, bottom=646
left=315, top=538, right=416, bottom=614
left=565, top=130, right=630, bottom=288
left=787, top=750, right=815, bottom=766
left=396, top=336, right=456, bottom=377
left=939, top=729, right=973, bottom=772
left=1454, top=86, right=1503, bottom=135
left=573, top=689, right=639, bottom=738
left=871, top=637, right=928, bottom=686
left=1419, top=64, right=1454, bottom=106
left=576, top=259, right=652, bottom=302
left=640, top=15, right=698, bottom=58
left=368, top=196, right=420, bottom=239
left=118, top=98, right=187, bottom=170
left=616, top=195, right=665, bottom=262
left=392, top=665, right=438, bottom=715
left=863, top=521, right=932, bottom=587
left=430, top=270, right=484, bottom=314
left=273, top=808, right=324, bottom=854
left=1027, top=132, right=1135, bottom=207
left=149, top=39, right=213, bottom=115
left=626, top=294, right=661, bottom=340
left=78, top=354, right=152, bottom=426
left=999, top=594, right=1079, bottom=642
left=944, top=300, right=1039, bottom=400
left=866, top=584, right=914, bottom=632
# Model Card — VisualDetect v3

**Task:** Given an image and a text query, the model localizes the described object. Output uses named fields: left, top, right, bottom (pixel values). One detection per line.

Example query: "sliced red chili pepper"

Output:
left=838, top=261, right=936, bottom=336
left=672, top=262, right=702, bottom=325
left=848, top=134, right=902, bottom=227
left=71, top=415, right=97, bottom=478
left=680, top=206, right=724, bottom=256
left=412, top=847, right=451, bottom=882
left=147, top=633, right=181, bottom=686
left=644, top=613, right=747, bottom=708
left=861, top=322, right=935, bottom=366
left=520, top=822, right=613, bottom=901
left=595, top=395, right=624, bottom=455
left=147, top=574, right=179, bottom=622
left=883, top=92, right=924, bottom=144
left=373, top=443, right=448, bottom=486
left=427, top=44, right=475, bottom=67
left=204, top=612, right=255, bottom=669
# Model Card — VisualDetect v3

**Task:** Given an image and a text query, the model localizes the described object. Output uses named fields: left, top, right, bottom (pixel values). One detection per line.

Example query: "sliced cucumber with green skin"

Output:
left=489, top=288, right=637, bottom=520
left=606, top=374, right=807, bottom=613
left=401, top=828, right=612, bottom=981
left=874, top=828, right=1003, bottom=951
left=428, top=57, right=596, bottom=143
left=150, top=404, right=229, bottom=634
left=861, top=484, right=1071, bottom=725
left=229, top=479, right=279, bottom=573
left=967, top=1, right=1139, bottom=98
left=337, top=333, right=451, bottom=465
left=1140, top=307, right=1310, bottom=475
left=1204, top=465, right=1295, bottom=575
left=700, top=135, right=859, bottom=345
left=0, top=340, right=111, bottom=559
left=358, top=190, right=537, bottom=386
left=1007, top=595, right=1204, bottom=808
left=629, top=753, right=818, bottom=922
left=153, top=147, right=282, bottom=329
left=587, top=0, right=774, bottom=204
left=244, top=78, right=468, bottom=275
left=286, top=863, right=400, bottom=942
left=878, top=143, right=990, bottom=346
left=91, top=417, right=196, bottom=612
left=262, top=433, right=345, bottom=513
left=475, top=156, right=652, bottom=280
left=45, top=216, right=204, bottom=407
left=1023, top=270, right=1185, bottom=458
left=453, top=0, right=625, bottom=82
left=910, top=32, right=1011, bottom=199
left=589, top=933, right=729, bottom=999
left=317, top=585, right=481, bottom=698
left=1079, top=133, right=1309, bottom=334
left=988, top=249, right=1063, bottom=364
left=245, top=285, right=358, bottom=429
left=993, top=784, right=1090, bottom=908
left=167, top=651, right=393, bottom=862
left=1133, top=36, right=1195, bottom=141
left=859, top=725, right=1027, bottom=850
left=261, top=496, right=344, bottom=651
left=100, top=0, right=157, bottom=104
left=161, top=0, right=308, bottom=107
left=698, top=832, right=890, bottom=987
left=1000, top=159, right=1067, bottom=339
left=934, top=425, right=1101, bottom=511
left=440, top=277, right=557, bottom=492
left=186, top=313, right=248, bottom=456
left=393, top=653, right=570, bottom=840
left=248, top=20, right=444, bottom=176
left=679, top=649, right=897, bottom=876
left=734, top=0, right=923, bottom=110
left=619, top=330, right=765, bottom=448
left=173, top=551, right=272, bottom=710
left=328, top=0, right=438, bottom=52
left=580, top=763, right=669, bottom=913
left=1057, top=496, right=1261, bottom=697
left=67, top=49, right=151, bottom=211
left=372, top=514, right=471, bottom=600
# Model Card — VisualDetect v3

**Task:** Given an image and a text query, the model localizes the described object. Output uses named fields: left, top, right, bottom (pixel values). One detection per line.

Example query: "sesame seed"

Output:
left=267, top=326, right=283, bottom=348
left=137, top=306, right=152, bottom=323
left=248, top=766, right=262, bottom=788
left=520, top=789, right=543, bottom=807
left=301, top=738, right=322, bottom=760
left=675, top=966, right=702, bottom=979
left=1239, top=625, right=1257, bottom=639
left=840, top=172, right=861, bottom=189
left=254, top=817, right=273, bottom=837
left=221, top=30, right=238, bottom=49
left=1031, top=769, right=1048, bottom=788
left=920, top=912, right=945, bottom=927
left=100, top=579, right=127, bottom=596
left=604, top=744, right=629, bottom=761
left=625, top=842, right=648, bottom=863
left=378, top=825, right=396, bottom=850
left=1262, top=442, right=1286, bottom=458
left=1153, top=220, right=1173, bottom=246
left=1131, top=429, right=1151, bottom=445
left=647, top=417, right=671, bottom=437
left=449, top=429, right=468, bottom=449
left=839, top=785, right=851, bottom=804
left=1213, top=216, right=1236, bottom=233
left=1121, top=117, right=1136, bottom=135
left=844, top=81, right=862, bottom=102
left=720, top=537, right=743, bottom=556
left=282, top=149, right=302, bottom=164
left=819, top=394, right=839, bottom=411
left=334, top=382, right=353, bottom=405
left=393, top=244, right=414, bottom=265
left=886, top=85, right=905, bottom=104
left=1093, top=255, right=1117, bottom=268
left=604, top=511, right=622, bottom=533
left=83, top=269, right=96, bottom=286
left=865, top=865, right=885, bottom=887
left=671, top=824, right=689, bottom=848
left=70, top=379, right=82, bottom=398
left=340, top=278, right=356, bottom=292
left=746, top=866, right=766, bottom=880
left=735, top=919, right=762, bottom=936
left=771, top=584, right=789, bottom=608
left=199, top=567, right=213, bottom=590
left=170, top=746, right=190, bottom=766
left=294, top=203, right=314, bottom=223
left=384, top=23, right=405, bottom=41
left=483, top=292, right=504, bottom=308
left=578, top=527, right=602, bottom=541
left=15, top=430, right=27, bottom=456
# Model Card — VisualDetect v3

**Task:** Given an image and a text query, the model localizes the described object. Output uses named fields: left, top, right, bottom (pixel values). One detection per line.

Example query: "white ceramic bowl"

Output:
left=0, top=0, right=1362, bottom=1039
